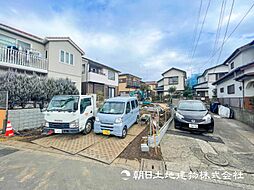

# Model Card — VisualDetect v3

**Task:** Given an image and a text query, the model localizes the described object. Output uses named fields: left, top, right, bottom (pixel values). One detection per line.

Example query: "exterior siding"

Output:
left=47, top=41, right=83, bottom=92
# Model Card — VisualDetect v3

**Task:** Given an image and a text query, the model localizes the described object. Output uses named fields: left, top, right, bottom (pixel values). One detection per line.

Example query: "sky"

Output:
left=0, top=0, right=254, bottom=81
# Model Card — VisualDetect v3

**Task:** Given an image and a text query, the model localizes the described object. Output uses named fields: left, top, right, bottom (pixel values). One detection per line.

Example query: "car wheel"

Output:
left=121, top=126, right=127, bottom=139
left=83, top=120, right=93, bottom=135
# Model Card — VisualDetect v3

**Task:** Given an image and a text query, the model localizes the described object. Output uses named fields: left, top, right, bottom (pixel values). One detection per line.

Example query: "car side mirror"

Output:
left=73, top=102, right=78, bottom=111
left=126, top=108, right=130, bottom=114
left=174, top=107, right=177, bottom=111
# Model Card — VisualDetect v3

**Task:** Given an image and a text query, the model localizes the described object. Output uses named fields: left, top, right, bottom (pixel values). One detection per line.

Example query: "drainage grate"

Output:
left=0, top=148, right=19, bottom=157
left=140, top=159, right=165, bottom=175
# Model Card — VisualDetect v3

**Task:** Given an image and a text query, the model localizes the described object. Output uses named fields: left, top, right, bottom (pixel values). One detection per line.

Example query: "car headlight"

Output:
left=44, top=121, right=49, bottom=127
left=202, top=114, right=211, bottom=123
left=175, top=112, right=184, bottom=120
left=70, top=119, right=79, bottom=128
left=95, top=117, right=100, bottom=122
left=115, top=117, right=123, bottom=124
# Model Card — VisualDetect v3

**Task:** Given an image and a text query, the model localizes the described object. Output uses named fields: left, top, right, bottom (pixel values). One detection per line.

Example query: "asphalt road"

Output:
left=0, top=146, right=242, bottom=190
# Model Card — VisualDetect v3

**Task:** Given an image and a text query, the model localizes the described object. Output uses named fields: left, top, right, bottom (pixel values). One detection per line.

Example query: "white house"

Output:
left=194, top=64, right=228, bottom=99
left=213, top=40, right=254, bottom=109
left=156, top=67, right=186, bottom=96
left=0, top=23, right=84, bottom=92
left=82, top=58, right=120, bottom=98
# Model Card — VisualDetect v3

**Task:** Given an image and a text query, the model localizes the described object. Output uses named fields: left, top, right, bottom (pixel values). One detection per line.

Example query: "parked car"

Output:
left=174, top=100, right=214, bottom=133
left=41, top=94, right=97, bottom=134
left=94, top=96, right=140, bottom=138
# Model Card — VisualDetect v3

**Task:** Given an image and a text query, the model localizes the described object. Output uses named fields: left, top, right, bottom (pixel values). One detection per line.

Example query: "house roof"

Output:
left=83, top=57, right=120, bottom=73
left=0, top=23, right=85, bottom=55
left=0, top=23, right=44, bottom=43
left=235, top=72, right=254, bottom=82
left=212, top=61, right=254, bottom=85
left=221, top=40, right=254, bottom=65
left=44, top=37, right=84, bottom=55
left=161, top=67, right=187, bottom=77
left=193, top=81, right=208, bottom=88
left=157, top=78, right=164, bottom=83
left=197, top=63, right=227, bottom=79
left=119, top=73, right=142, bottom=80
left=145, top=81, right=157, bottom=85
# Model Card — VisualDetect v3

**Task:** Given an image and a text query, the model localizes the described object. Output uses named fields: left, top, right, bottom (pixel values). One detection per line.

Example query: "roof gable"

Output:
left=162, top=67, right=186, bottom=77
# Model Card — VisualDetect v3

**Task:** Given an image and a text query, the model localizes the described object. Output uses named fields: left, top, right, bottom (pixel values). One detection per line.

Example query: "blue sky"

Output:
left=0, top=0, right=254, bottom=81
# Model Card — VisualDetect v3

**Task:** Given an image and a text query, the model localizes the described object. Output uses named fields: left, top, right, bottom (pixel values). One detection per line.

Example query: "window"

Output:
left=80, top=98, right=91, bottom=114
left=108, top=70, right=115, bottom=80
left=119, top=78, right=126, bottom=83
left=220, top=87, right=224, bottom=93
left=66, top=52, right=69, bottom=64
left=45, top=50, right=48, bottom=59
left=231, top=62, right=234, bottom=69
left=131, top=100, right=136, bottom=109
left=168, top=76, right=178, bottom=85
left=0, top=34, right=16, bottom=47
left=60, top=50, right=65, bottom=62
left=126, top=102, right=131, bottom=113
left=227, top=84, right=235, bottom=94
left=60, top=50, right=74, bottom=65
left=135, top=100, right=138, bottom=108
left=70, top=54, right=74, bottom=65
left=17, top=40, right=31, bottom=51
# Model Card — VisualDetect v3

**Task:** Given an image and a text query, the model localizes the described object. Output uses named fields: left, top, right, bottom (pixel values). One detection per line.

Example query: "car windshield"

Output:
left=178, top=101, right=206, bottom=111
left=99, top=102, right=125, bottom=114
left=47, top=96, right=79, bottom=112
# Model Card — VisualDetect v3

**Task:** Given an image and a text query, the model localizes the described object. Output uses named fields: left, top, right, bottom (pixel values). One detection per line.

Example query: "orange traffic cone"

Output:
left=5, top=120, right=14, bottom=137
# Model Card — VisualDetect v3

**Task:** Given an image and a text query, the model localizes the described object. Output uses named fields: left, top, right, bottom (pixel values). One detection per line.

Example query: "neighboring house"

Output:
left=213, top=40, right=254, bottom=110
left=81, top=58, right=120, bottom=99
left=0, top=23, right=84, bottom=92
left=156, top=67, right=186, bottom=96
left=193, top=64, right=228, bottom=99
left=118, top=73, right=142, bottom=95
left=145, top=81, right=157, bottom=92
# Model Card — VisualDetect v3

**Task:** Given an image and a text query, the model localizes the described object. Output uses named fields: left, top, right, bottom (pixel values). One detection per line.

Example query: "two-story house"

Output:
left=0, top=23, right=84, bottom=92
left=81, top=58, right=120, bottom=99
left=213, top=40, right=254, bottom=110
left=118, top=73, right=142, bottom=95
left=156, top=67, right=186, bottom=96
left=193, top=64, right=228, bottom=99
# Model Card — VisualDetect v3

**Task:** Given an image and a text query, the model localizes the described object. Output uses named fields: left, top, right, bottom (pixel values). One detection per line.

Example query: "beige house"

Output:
left=156, top=67, right=186, bottom=96
left=82, top=58, right=120, bottom=99
left=118, top=73, right=142, bottom=95
left=0, top=23, right=84, bottom=92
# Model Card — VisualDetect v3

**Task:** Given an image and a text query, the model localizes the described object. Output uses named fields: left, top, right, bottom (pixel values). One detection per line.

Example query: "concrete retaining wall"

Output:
left=8, top=108, right=44, bottom=131
left=231, top=107, right=254, bottom=128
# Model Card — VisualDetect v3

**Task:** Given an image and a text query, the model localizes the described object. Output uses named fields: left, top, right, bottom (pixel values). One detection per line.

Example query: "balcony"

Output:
left=87, top=71, right=118, bottom=86
left=0, top=46, right=48, bottom=73
left=126, top=81, right=141, bottom=89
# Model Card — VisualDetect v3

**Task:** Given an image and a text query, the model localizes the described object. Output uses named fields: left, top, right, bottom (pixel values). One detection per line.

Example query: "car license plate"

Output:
left=102, top=130, right=110, bottom=135
left=189, top=124, right=198, bottom=129
left=54, top=129, right=62, bottom=133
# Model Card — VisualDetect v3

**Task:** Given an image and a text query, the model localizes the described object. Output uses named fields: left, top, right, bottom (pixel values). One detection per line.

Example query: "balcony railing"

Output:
left=0, top=46, right=48, bottom=71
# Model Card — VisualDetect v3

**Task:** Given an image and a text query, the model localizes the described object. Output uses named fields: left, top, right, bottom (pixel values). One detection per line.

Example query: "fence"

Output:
left=218, top=97, right=244, bottom=109
left=0, top=91, right=8, bottom=131
left=8, top=108, right=44, bottom=131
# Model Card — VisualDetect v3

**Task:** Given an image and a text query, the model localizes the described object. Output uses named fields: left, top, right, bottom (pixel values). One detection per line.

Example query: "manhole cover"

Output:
left=0, top=148, right=19, bottom=157
left=204, top=153, right=228, bottom=166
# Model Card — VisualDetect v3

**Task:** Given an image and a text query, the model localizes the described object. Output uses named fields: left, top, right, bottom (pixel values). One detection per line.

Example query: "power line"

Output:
left=189, top=0, right=203, bottom=61
left=201, top=1, right=254, bottom=68
left=191, top=0, right=211, bottom=62
left=216, top=0, right=235, bottom=65
left=212, top=0, right=226, bottom=57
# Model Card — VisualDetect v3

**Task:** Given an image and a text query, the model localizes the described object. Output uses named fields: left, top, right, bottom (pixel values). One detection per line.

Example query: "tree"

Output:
left=0, top=71, right=79, bottom=109
left=168, top=86, right=176, bottom=95
left=183, top=86, right=193, bottom=99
